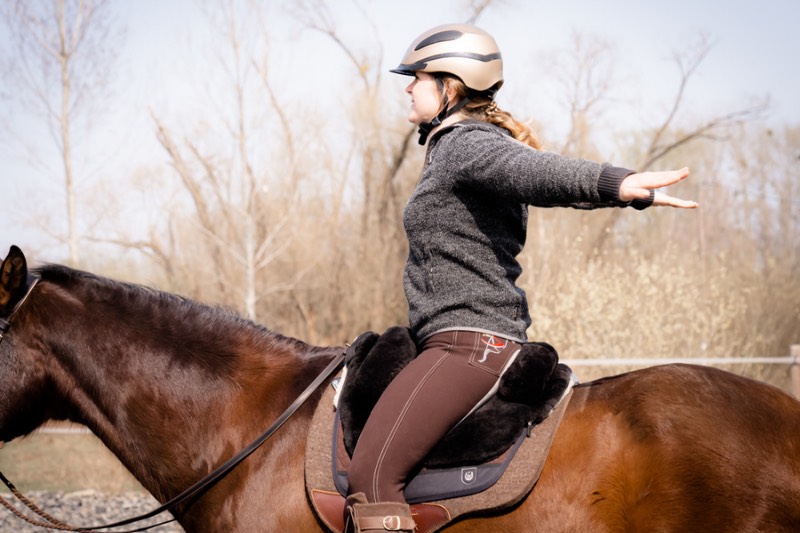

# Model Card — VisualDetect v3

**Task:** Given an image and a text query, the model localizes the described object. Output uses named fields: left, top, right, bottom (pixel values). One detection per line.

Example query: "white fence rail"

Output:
left=564, top=344, right=800, bottom=398
left=564, top=356, right=796, bottom=367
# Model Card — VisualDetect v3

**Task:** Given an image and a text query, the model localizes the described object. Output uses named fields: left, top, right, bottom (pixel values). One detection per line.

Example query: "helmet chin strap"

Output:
left=417, top=78, right=469, bottom=145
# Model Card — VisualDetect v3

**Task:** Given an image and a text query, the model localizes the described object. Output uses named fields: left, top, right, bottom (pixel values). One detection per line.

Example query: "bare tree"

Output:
left=463, top=0, right=497, bottom=24
left=0, top=0, right=120, bottom=266
left=290, top=0, right=406, bottom=236
left=637, top=36, right=768, bottom=171
left=534, top=32, right=616, bottom=159
left=143, top=0, right=314, bottom=324
left=553, top=35, right=768, bottom=252
left=289, top=0, right=416, bottom=331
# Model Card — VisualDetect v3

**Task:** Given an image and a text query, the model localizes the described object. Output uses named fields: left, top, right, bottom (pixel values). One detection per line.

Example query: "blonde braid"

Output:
left=483, top=102, right=541, bottom=150
left=445, top=76, right=541, bottom=150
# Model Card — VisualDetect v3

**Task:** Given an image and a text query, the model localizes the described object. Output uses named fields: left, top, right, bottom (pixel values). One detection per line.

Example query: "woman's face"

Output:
left=405, top=72, right=443, bottom=125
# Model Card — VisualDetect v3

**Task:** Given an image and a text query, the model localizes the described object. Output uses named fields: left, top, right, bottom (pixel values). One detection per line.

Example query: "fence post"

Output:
left=791, top=345, right=800, bottom=399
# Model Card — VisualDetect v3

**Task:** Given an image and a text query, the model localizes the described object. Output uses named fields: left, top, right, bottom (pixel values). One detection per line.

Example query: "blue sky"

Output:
left=1, top=0, right=798, bottom=262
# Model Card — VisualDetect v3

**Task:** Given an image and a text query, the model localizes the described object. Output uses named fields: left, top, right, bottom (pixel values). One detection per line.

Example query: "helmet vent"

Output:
left=415, top=30, right=464, bottom=51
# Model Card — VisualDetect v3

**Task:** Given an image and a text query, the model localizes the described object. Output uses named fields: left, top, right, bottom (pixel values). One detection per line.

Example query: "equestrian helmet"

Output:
left=390, top=23, right=503, bottom=94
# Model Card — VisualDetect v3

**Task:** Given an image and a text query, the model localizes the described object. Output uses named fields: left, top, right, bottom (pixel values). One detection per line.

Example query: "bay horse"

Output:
left=1, top=245, right=799, bottom=532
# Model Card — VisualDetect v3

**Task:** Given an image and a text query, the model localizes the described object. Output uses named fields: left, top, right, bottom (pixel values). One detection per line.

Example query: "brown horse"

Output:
left=1, top=245, right=799, bottom=532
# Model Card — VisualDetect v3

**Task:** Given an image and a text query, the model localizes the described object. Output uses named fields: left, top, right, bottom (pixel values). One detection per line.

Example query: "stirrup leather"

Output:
left=345, top=493, right=416, bottom=532
left=355, top=514, right=416, bottom=531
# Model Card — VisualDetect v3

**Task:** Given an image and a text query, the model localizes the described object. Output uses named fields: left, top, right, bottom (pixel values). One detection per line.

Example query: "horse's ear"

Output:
left=0, top=245, right=28, bottom=309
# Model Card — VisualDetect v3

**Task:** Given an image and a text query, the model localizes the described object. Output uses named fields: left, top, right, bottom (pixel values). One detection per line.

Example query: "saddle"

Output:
left=306, top=327, right=574, bottom=533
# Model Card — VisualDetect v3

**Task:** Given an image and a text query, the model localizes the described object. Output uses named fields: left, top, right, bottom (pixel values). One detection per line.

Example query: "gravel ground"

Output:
left=0, top=491, right=185, bottom=532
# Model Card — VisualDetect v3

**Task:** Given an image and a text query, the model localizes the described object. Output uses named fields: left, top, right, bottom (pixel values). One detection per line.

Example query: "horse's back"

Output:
left=446, top=363, right=800, bottom=532
left=584, top=363, right=800, bottom=443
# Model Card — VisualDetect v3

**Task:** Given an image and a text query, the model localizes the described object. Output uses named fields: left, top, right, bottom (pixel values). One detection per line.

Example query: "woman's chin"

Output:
left=407, top=109, right=428, bottom=125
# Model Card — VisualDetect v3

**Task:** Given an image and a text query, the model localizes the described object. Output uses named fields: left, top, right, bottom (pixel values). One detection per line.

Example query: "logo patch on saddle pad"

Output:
left=461, top=467, right=477, bottom=485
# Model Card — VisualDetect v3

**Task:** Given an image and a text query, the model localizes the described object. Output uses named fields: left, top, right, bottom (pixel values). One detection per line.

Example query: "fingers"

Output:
left=653, top=191, right=699, bottom=209
left=619, top=167, right=697, bottom=208
left=626, top=167, right=690, bottom=189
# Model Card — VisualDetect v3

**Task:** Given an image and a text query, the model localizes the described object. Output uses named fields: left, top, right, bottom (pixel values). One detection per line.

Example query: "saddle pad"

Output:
left=331, top=411, right=529, bottom=503
left=305, top=371, right=574, bottom=529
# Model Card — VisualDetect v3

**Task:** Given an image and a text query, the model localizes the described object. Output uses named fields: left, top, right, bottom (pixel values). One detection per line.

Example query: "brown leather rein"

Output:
left=0, top=275, right=346, bottom=532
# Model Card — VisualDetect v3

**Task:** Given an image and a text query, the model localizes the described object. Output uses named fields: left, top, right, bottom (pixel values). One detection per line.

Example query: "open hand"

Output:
left=620, top=167, right=699, bottom=208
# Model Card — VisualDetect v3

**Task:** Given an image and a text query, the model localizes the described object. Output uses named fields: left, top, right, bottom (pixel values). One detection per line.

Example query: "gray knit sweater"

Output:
left=403, top=120, right=636, bottom=342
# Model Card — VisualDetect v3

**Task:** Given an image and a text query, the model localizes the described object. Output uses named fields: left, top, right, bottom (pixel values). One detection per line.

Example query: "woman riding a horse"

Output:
left=342, top=23, right=697, bottom=533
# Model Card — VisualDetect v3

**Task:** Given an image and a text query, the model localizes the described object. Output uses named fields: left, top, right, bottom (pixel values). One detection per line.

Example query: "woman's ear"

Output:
left=442, top=77, right=460, bottom=103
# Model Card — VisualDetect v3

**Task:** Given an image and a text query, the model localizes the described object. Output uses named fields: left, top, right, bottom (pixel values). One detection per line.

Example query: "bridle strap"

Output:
left=0, top=348, right=346, bottom=531
left=0, top=274, right=39, bottom=343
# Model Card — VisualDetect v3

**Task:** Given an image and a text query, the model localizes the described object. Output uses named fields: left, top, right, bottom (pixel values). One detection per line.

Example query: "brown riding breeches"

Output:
left=346, top=330, right=522, bottom=503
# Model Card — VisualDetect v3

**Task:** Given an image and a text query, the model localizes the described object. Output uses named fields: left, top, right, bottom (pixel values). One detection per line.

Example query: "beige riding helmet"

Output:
left=390, top=23, right=503, bottom=94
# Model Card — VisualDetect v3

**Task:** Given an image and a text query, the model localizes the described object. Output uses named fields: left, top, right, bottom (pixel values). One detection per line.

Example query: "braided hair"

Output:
left=443, top=76, right=542, bottom=150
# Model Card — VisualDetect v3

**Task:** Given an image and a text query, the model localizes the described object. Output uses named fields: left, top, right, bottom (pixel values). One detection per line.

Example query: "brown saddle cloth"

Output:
left=305, top=374, right=574, bottom=533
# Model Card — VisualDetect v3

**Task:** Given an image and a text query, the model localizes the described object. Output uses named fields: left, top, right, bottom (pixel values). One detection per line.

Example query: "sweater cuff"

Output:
left=597, top=165, right=636, bottom=204
left=631, top=189, right=655, bottom=210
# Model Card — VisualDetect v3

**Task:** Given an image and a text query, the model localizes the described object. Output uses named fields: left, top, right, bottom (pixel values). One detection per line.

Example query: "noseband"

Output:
left=0, top=274, right=40, bottom=344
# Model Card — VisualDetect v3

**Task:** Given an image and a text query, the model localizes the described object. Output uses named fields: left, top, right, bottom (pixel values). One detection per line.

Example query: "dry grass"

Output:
left=0, top=428, right=143, bottom=494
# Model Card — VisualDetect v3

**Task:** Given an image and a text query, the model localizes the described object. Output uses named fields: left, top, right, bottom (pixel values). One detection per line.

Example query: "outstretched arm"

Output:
left=619, top=167, right=699, bottom=209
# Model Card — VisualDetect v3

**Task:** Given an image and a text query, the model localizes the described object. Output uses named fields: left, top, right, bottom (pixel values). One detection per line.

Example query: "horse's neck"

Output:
left=42, top=281, right=294, bottom=500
